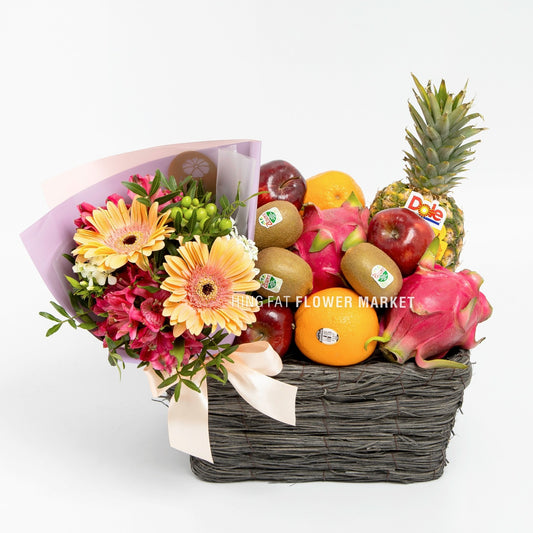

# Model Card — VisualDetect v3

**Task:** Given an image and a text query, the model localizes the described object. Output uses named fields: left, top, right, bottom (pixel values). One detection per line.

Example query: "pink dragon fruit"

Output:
left=293, top=193, right=370, bottom=293
left=367, top=239, right=492, bottom=369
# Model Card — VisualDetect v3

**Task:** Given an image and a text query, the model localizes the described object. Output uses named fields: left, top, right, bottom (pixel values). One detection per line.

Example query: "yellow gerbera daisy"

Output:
left=161, top=236, right=260, bottom=336
left=73, top=198, right=172, bottom=271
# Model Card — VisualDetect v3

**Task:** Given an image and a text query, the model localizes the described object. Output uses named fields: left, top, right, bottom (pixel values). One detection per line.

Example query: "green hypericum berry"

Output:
left=196, top=207, right=207, bottom=221
left=183, top=208, right=194, bottom=220
left=181, top=196, right=192, bottom=208
left=170, top=206, right=182, bottom=219
left=205, top=203, right=217, bottom=217
left=192, top=198, right=200, bottom=207
left=218, top=218, right=233, bottom=231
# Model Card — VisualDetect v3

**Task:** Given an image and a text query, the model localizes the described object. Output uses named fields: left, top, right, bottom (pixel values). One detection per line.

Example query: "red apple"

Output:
left=367, top=207, right=435, bottom=276
left=258, top=160, right=307, bottom=210
left=236, top=303, right=294, bottom=357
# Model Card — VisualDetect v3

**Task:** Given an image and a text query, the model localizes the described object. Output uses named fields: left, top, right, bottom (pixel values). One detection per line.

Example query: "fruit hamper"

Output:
left=22, top=76, right=492, bottom=486
left=187, top=349, right=472, bottom=483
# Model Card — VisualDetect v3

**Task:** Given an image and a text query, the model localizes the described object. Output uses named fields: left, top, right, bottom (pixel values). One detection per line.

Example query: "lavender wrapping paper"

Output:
left=21, top=139, right=261, bottom=320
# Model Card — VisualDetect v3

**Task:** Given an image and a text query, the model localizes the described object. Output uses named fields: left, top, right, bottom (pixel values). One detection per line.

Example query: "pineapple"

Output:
left=370, top=74, right=484, bottom=270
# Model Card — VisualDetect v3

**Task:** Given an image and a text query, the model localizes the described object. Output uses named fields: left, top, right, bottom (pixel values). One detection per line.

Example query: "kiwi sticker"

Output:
left=316, top=328, right=339, bottom=345
left=258, top=207, right=283, bottom=229
left=259, top=273, right=283, bottom=293
left=370, top=265, right=394, bottom=289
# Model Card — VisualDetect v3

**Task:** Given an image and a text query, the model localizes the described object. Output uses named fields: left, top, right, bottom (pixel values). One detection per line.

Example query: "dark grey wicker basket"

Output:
left=188, top=348, right=472, bottom=483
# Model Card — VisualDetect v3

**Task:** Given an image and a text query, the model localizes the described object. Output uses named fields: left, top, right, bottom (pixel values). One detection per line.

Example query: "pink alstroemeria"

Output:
left=93, top=292, right=143, bottom=341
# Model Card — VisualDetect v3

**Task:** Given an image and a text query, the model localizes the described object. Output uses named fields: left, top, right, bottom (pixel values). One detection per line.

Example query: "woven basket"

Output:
left=188, top=348, right=472, bottom=483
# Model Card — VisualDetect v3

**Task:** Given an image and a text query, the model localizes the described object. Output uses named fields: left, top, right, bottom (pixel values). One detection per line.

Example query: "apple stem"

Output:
left=279, top=177, right=301, bottom=189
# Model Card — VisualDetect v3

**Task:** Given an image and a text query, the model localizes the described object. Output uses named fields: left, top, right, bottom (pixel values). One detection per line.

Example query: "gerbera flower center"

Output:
left=107, top=226, right=148, bottom=254
left=122, top=234, right=138, bottom=246
left=187, top=267, right=231, bottom=308
left=197, top=278, right=217, bottom=300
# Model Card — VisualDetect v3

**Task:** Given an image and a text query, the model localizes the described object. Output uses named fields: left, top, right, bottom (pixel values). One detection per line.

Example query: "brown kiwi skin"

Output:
left=254, top=201, right=304, bottom=250
left=340, top=243, right=402, bottom=303
left=255, top=247, right=313, bottom=302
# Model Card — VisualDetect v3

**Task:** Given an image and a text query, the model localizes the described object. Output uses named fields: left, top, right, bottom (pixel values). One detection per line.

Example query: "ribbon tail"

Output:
left=226, top=365, right=297, bottom=426
left=144, top=367, right=213, bottom=463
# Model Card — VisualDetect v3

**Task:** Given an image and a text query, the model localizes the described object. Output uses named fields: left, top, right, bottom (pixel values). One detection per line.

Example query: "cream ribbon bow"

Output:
left=144, top=341, right=297, bottom=463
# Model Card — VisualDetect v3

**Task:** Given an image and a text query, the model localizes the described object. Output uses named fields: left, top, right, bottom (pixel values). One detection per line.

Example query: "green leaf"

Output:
left=50, top=301, right=71, bottom=318
left=78, top=322, right=97, bottom=330
left=166, top=240, right=179, bottom=256
left=157, top=190, right=185, bottom=205
left=159, top=170, right=170, bottom=191
left=206, top=372, right=226, bottom=384
left=62, top=253, right=75, bottom=264
left=168, top=174, right=178, bottom=191
left=122, top=181, right=148, bottom=196
left=67, top=318, right=77, bottom=329
left=138, top=285, right=159, bottom=293
left=170, top=338, right=185, bottom=367
left=182, top=379, right=201, bottom=393
left=105, top=336, right=121, bottom=351
left=149, top=171, right=162, bottom=197
left=173, top=381, right=182, bottom=402
left=125, top=346, right=140, bottom=359
left=135, top=197, right=152, bottom=207
left=158, top=373, right=178, bottom=389
left=188, top=180, right=198, bottom=199
left=46, top=323, right=62, bottom=336
left=65, top=276, right=82, bottom=290
left=219, top=364, right=228, bottom=383
left=39, top=311, right=60, bottom=322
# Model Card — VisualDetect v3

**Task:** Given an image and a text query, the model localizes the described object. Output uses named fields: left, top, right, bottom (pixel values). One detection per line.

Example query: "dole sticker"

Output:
left=258, top=207, right=283, bottom=229
left=371, top=265, right=394, bottom=289
left=404, top=191, right=447, bottom=230
left=259, top=273, right=283, bottom=294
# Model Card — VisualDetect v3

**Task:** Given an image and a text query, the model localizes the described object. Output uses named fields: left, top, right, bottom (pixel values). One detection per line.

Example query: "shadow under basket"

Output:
left=189, top=348, right=472, bottom=483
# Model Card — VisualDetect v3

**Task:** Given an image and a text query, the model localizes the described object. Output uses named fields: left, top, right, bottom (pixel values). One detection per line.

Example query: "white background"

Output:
left=1, top=1, right=531, bottom=532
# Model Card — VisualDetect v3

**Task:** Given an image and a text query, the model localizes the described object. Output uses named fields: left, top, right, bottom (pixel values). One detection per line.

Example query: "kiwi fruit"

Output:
left=255, top=247, right=313, bottom=302
left=254, top=200, right=304, bottom=250
left=340, top=242, right=402, bottom=304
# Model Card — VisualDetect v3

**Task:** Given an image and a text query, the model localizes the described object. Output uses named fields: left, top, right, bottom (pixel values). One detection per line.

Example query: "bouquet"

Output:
left=42, top=171, right=261, bottom=392
left=22, top=141, right=297, bottom=463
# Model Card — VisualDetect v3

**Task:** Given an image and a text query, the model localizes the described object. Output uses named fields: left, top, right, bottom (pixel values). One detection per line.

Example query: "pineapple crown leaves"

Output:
left=403, top=73, right=486, bottom=194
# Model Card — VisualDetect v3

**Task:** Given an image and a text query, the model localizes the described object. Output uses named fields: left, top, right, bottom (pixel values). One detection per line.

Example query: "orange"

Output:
left=294, top=287, right=379, bottom=366
left=303, top=171, right=365, bottom=209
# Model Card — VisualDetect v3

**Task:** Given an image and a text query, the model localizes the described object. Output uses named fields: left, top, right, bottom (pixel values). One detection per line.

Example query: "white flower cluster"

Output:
left=72, top=259, right=117, bottom=289
left=229, top=219, right=259, bottom=263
